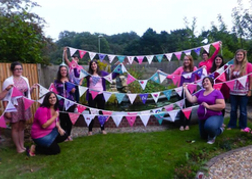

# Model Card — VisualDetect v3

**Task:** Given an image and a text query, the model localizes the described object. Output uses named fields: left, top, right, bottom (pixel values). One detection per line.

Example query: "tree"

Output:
left=0, top=0, right=51, bottom=64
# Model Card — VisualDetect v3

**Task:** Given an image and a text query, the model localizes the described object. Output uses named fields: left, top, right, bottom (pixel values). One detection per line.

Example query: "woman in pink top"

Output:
left=227, top=49, right=252, bottom=130
left=167, top=55, right=197, bottom=131
left=86, top=60, right=107, bottom=135
left=28, top=92, right=67, bottom=156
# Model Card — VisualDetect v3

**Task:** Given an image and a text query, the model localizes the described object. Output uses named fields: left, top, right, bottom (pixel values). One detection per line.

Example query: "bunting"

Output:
left=138, top=80, right=148, bottom=90
left=0, top=115, right=7, bottom=128
left=23, top=97, right=35, bottom=110
left=182, top=107, right=192, bottom=120
left=83, top=114, right=96, bottom=126
left=68, top=113, right=80, bottom=125
left=127, top=94, right=137, bottom=104
left=151, top=92, right=160, bottom=103
left=139, top=93, right=148, bottom=104
left=98, top=115, right=108, bottom=127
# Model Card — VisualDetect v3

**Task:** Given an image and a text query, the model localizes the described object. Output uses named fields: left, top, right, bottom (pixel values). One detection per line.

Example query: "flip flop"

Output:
left=26, top=146, right=35, bottom=157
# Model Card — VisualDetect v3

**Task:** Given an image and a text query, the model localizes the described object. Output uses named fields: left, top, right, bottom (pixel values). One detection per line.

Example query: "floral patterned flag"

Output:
left=79, top=50, right=87, bottom=59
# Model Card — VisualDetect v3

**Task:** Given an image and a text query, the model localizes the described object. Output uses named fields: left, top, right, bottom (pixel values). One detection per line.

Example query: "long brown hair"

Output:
left=183, top=55, right=194, bottom=72
left=233, top=49, right=248, bottom=76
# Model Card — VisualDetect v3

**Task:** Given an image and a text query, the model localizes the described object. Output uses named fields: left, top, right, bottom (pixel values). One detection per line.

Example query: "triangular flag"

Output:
left=174, top=86, right=183, bottom=97
left=139, top=114, right=150, bottom=127
left=139, top=93, right=148, bottom=104
left=193, top=68, right=203, bottom=78
left=182, top=72, right=193, bottom=79
left=170, top=75, right=180, bottom=86
left=164, top=53, right=173, bottom=61
left=117, top=56, right=125, bottom=63
left=0, top=115, right=7, bottom=128
left=167, top=109, right=180, bottom=122
left=5, top=101, right=17, bottom=112
left=64, top=99, right=75, bottom=111
left=65, top=82, right=76, bottom=93
left=151, top=92, right=160, bottom=103
left=83, top=114, right=95, bottom=126
left=194, top=47, right=201, bottom=56
left=90, top=90, right=99, bottom=100
left=103, top=73, right=113, bottom=83
left=138, top=80, right=148, bottom=90
left=216, top=72, right=226, bottom=82
left=237, top=76, right=247, bottom=88
left=111, top=114, right=123, bottom=127
left=11, top=87, right=23, bottom=97
left=91, top=76, right=101, bottom=86
left=98, top=115, right=108, bottom=127
left=159, top=73, right=167, bottom=83
left=163, top=90, right=173, bottom=100
left=90, top=108, right=99, bottom=114
left=225, top=80, right=235, bottom=90
left=127, top=93, right=137, bottom=104
left=174, top=52, right=182, bottom=60
left=183, top=49, right=191, bottom=55
left=89, top=52, right=96, bottom=60
left=68, top=113, right=80, bottom=125
left=146, top=55, right=154, bottom=64
left=102, top=111, right=112, bottom=121
left=98, top=54, right=106, bottom=61
left=127, top=56, right=135, bottom=64
left=108, top=55, right=116, bottom=63
left=49, top=83, right=58, bottom=94
left=151, top=107, right=163, bottom=114
left=212, top=41, right=220, bottom=50
left=121, top=63, right=127, bottom=73
left=77, top=104, right=87, bottom=113
left=115, top=93, right=125, bottom=104
left=78, top=86, right=88, bottom=97
left=23, top=97, right=35, bottom=110
left=69, top=47, right=77, bottom=56
left=127, top=74, right=136, bottom=85
left=182, top=107, right=192, bottom=120
left=156, top=54, right=163, bottom=63
left=37, top=96, right=45, bottom=104
left=126, top=113, right=137, bottom=127
left=175, top=99, right=184, bottom=109
left=203, top=44, right=210, bottom=53
left=102, top=91, right=112, bottom=102
left=213, top=83, right=223, bottom=90
left=164, top=104, right=173, bottom=111
left=113, top=64, right=123, bottom=74
left=80, top=69, right=89, bottom=79
left=137, top=56, right=144, bottom=64
left=79, top=50, right=87, bottom=59
left=187, top=84, right=197, bottom=94
left=150, top=72, right=160, bottom=84
left=154, top=113, right=165, bottom=124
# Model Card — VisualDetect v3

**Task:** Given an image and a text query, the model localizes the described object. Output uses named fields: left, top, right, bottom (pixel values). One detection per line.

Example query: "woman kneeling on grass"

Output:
left=27, top=92, right=68, bottom=156
left=183, top=77, right=225, bottom=144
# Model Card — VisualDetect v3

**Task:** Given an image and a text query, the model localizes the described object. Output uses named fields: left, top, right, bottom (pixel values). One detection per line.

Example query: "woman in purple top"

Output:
left=167, top=55, right=198, bottom=131
left=54, top=65, right=76, bottom=141
left=183, top=77, right=225, bottom=144
left=28, top=92, right=67, bottom=156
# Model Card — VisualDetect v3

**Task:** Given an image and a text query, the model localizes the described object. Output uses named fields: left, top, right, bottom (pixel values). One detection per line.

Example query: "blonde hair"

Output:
left=183, top=55, right=194, bottom=72
left=234, top=49, right=248, bottom=76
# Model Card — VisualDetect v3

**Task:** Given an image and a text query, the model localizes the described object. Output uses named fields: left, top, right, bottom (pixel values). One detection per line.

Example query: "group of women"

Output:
left=167, top=48, right=252, bottom=144
left=1, top=46, right=251, bottom=155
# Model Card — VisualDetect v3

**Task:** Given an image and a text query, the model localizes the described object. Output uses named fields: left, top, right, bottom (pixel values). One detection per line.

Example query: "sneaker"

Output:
left=207, top=137, right=216, bottom=144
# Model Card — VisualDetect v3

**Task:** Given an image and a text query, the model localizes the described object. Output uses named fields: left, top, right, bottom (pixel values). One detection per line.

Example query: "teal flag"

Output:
left=156, top=54, right=163, bottom=63
left=150, top=72, right=160, bottom=84
left=116, top=93, right=125, bottom=104
left=163, top=90, right=172, bottom=100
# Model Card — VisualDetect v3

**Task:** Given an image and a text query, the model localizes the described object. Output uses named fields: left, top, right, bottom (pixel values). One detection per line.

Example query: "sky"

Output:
left=32, top=0, right=252, bottom=41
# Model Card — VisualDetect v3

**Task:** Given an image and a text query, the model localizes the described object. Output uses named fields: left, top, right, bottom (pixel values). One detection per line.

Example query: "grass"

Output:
left=1, top=118, right=252, bottom=179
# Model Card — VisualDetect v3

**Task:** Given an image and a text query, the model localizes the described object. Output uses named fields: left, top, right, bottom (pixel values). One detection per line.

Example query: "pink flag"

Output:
left=77, top=104, right=87, bottom=113
left=68, top=113, right=80, bottom=125
left=171, top=75, right=180, bottom=86
left=23, top=97, right=35, bottom=110
left=212, top=41, right=220, bottom=50
left=90, top=90, right=99, bottom=99
left=187, top=84, right=197, bottom=94
left=174, top=52, right=182, bottom=60
left=126, top=113, right=137, bottom=127
left=174, top=86, right=183, bottom=97
left=127, top=74, right=136, bottom=85
left=216, top=72, right=226, bottom=82
left=225, top=80, right=235, bottom=90
left=79, top=50, right=87, bottom=59
left=182, top=107, right=192, bottom=120
left=0, top=115, right=7, bottom=128
left=49, top=83, right=58, bottom=94
left=213, top=83, right=223, bottom=90
left=137, top=56, right=144, bottom=64
left=164, top=104, right=173, bottom=111
left=11, top=87, right=23, bottom=97
left=102, top=111, right=113, bottom=121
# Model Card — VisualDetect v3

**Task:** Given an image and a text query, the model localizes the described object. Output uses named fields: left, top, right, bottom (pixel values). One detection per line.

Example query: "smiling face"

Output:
left=183, top=56, right=191, bottom=67
left=202, top=53, right=209, bottom=61
left=215, top=57, right=223, bottom=68
left=13, top=65, right=23, bottom=77
left=235, top=51, right=245, bottom=63
left=48, top=93, right=57, bottom=106
left=91, top=61, right=97, bottom=72
left=202, top=77, right=213, bottom=90
left=60, top=66, right=68, bottom=77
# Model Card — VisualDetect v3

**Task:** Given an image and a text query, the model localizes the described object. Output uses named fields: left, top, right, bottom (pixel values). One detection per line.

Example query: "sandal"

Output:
left=241, top=127, right=251, bottom=133
left=101, top=130, right=107, bottom=135
left=185, top=126, right=189, bottom=130
left=179, top=126, right=184, bottom=131
left=26, top=146, right=35, bottom=157
left=88, top=131, right=93, bottom=136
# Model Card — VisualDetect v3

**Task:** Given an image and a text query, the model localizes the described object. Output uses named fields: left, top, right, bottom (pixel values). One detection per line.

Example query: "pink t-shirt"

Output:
left=230, top=63, right=252, bottom=96
left=195, top=89, right=224, bottom=120
left=69, top=60, right=84, bottom=85
left=31, top=107, right=58, bottom=139
left=89, top=75, right=103, bottom=93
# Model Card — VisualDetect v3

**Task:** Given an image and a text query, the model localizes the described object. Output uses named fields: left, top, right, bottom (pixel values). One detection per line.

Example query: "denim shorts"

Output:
left=33, top=127, right=58, bottom=147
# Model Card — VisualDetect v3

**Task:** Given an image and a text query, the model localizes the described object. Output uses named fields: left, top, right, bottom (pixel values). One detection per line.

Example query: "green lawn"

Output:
left=1, top=118, right=252, bottom=179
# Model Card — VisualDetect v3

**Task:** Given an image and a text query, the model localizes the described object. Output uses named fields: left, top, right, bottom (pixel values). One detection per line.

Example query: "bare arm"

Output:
left=0, top=85, right=12, bottom=100
left=41, top=111, right=59, bottom=129
left=183, top=85, right=198, bottom=103
left=64, top=47, right=71, bottom=67
left=248, top=74, right=252, bottom=97
left=56, top=121, right=65, bottom=136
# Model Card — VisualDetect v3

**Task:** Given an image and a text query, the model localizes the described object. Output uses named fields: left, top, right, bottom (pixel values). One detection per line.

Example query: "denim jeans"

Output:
left=228, top=95, right=249, bottom=129
left=198, top=115, right=223, bottom=139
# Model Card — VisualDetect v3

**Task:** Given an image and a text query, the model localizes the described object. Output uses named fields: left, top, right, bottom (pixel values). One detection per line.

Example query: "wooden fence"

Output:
left=0, top=63, right=39, bottom=124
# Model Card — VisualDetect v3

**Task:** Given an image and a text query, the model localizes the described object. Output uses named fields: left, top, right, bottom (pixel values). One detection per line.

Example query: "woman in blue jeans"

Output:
left=227, top=49, right=252, bottom=131
left=183, top=77, right=226, bottom=144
